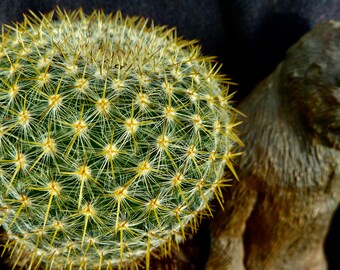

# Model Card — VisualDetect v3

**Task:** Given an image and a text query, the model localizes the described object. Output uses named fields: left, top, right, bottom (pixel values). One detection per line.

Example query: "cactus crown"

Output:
left=0, top=7, right=241, bottom=269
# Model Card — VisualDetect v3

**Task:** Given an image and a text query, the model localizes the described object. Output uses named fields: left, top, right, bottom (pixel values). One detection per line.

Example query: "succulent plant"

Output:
left=0, top=7, right=241, bottom=269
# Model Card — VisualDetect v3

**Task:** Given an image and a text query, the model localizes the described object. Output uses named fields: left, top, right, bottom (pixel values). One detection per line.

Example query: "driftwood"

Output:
left=207, top=20, right=340, bottom=270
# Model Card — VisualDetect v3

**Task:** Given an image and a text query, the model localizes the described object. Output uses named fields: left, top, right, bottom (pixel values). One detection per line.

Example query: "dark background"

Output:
left=0, top=0, right=339, bottom=269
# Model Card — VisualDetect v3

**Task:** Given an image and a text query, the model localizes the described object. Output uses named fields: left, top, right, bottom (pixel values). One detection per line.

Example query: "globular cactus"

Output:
left=0, top=8, right=241, bottom=269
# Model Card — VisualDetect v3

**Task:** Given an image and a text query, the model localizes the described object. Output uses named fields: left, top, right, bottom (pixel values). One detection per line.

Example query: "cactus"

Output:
left=0, top=8, right=241, bottom=269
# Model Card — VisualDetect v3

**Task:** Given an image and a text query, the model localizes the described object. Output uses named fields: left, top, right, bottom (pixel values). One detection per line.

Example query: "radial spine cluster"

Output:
left=0, top=8, right=241, bottom=269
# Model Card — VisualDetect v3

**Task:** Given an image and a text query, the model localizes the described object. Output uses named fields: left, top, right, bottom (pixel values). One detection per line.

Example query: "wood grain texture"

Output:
left=207, top=21, right=340, bottom=270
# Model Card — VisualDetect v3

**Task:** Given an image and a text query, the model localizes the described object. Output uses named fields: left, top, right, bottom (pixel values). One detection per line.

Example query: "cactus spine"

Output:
left=0, top=8, right=241, bottom=269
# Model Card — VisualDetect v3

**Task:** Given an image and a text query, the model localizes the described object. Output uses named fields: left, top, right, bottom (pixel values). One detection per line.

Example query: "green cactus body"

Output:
left=0, top=8, right=240, bottom=269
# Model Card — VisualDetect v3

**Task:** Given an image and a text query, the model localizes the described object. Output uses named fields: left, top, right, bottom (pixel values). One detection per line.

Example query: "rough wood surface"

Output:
left=207, top=20, right=340, bottom=270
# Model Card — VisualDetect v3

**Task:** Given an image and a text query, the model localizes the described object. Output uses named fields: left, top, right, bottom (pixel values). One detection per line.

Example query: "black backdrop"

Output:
left=0, top=1, right=339, bottom=269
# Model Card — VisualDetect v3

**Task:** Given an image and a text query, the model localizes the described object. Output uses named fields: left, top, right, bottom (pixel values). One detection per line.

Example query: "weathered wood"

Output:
left=207, top=20, right=340, bottom=270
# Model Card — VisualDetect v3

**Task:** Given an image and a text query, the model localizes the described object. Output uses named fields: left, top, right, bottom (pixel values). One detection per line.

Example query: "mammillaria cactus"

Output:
left=0, top=8, right=240, bottom=269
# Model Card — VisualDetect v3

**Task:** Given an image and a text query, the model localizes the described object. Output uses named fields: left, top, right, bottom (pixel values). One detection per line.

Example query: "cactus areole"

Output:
left=0, top=8, right=240, bottom=269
